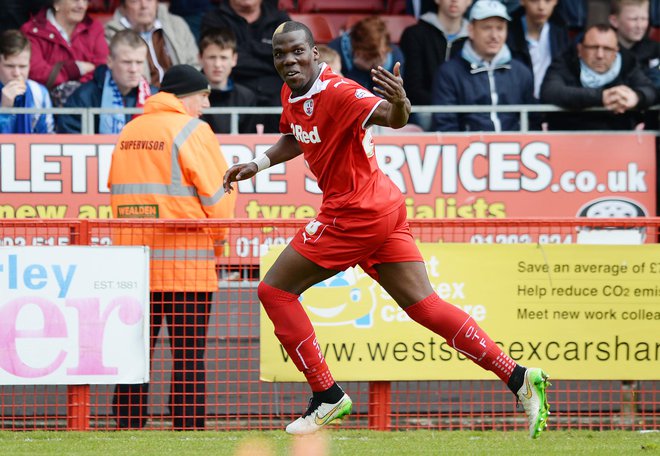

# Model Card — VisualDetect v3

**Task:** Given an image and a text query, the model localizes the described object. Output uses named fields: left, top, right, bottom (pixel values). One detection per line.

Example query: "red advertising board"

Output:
left=0, top=133, right=655, bottom=257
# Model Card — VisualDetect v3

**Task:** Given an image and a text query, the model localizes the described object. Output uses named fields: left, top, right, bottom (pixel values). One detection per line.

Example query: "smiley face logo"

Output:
left=300, top=267, right=378, bottom=328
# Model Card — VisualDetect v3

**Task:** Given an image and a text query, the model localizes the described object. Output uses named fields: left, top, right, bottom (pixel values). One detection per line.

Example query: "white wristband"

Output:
left=250, top=154, right=271, bottom=172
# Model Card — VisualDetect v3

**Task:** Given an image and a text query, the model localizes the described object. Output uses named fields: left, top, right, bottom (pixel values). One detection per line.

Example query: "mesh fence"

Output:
left=0, top=218, right=658, bottom=431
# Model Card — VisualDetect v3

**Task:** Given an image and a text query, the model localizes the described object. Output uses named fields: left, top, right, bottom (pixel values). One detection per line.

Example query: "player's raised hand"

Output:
left=223, top=162, right=258, bottom=193
left=370, top=62, right=407, bottom=105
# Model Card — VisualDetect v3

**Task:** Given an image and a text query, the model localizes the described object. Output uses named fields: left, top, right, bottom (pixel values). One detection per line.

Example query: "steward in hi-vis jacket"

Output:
left=107, top=64, right=235, bottom=431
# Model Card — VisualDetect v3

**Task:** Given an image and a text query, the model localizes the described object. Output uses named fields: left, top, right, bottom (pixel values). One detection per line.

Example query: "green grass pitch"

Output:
left=1, top=430, right=658, bottom=456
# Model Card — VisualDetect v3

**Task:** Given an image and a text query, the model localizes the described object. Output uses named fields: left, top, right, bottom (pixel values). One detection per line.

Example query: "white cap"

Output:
left=469, top=0, right=511, bottom=21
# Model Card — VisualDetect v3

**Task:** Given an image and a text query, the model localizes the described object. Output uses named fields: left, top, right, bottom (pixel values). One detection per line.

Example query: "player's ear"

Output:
left=312, top=45, right=320, bottom=62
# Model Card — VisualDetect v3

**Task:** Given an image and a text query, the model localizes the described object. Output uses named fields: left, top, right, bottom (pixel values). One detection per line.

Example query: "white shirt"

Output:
left=527, top=21, right=552, bottom=99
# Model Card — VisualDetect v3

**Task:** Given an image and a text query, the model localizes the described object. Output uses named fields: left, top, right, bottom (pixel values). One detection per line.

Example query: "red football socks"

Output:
left=257, top=282, right=335, bottom=392
left=404, top=293, right=517, bottom=383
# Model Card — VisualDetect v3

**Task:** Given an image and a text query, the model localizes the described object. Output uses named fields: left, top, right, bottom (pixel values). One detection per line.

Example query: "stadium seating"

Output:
left=386, top=0, right=407, bottom=14
left=649, top=27, right=660, bottom=42
left=89, top=12, right=113, bottom=25
left=88, top=0, right=119, bottom=12
left=290, top=13, right=337, bottom=43
left=297, top=0, right=386, bottom=14
left=279, top=0, right=296, bottom=12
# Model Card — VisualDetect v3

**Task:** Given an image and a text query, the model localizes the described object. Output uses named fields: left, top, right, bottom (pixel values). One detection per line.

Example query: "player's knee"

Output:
left=257, top=281, right=298, bottom=308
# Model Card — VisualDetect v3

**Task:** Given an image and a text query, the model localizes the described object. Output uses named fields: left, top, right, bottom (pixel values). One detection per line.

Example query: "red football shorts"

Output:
left=289, top=203, right=423, bottom=279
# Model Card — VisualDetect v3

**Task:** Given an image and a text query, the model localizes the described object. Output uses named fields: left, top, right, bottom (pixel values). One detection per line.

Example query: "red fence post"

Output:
left=67, top=385, right=91, bottom=430
left=67, top=220, right=91, bottom=431
left=368, top=381, right=391, bottom=430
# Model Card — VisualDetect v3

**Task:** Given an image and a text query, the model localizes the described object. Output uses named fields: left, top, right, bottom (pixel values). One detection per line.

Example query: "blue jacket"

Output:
left=328, top=33, right=405, bottom=94
left=555, top=0, right=587, bottom=30
left=431, top=47, right=536, bottom=132
left=506, top=7, right=570, bottom=80
left=57, top=65, right=158, bottom=134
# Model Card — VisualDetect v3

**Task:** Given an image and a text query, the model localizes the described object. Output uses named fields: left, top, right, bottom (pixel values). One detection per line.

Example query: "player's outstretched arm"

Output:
left=223, top=134, right=303, bottom=194
left=368, top=62, right=411, bottom=129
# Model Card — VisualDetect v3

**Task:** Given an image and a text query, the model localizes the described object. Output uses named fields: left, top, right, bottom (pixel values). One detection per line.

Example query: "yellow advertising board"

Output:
left=260, top=243, right=660, bottom=381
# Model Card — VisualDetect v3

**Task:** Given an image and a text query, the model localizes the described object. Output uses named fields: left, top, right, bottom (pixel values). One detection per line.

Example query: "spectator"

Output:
left=199, top=28, right=257, bottom=134
left=57, top=29, right=156, bottom=134
left=108, top=64, right=235, bottom=431
left=317, top=44, right=342, bottom=75
left=105, top=0, right=199, bottom=87
left=169, top=0, right=213, bottom=42
left=406, top=0, right=439, bottom=18
left=556, top=0, right=588, bottom=35
left=201, top=0, right=290, bottom=133
left=432, top=0, right=536, bottom=132
left=400, top=0, right=472, bottom=130
left=540, top=23, right=656, bottom=130
left=0, top=0, right=50, bottom=33
left=0, top=29, right=53, bottom=133
left=20, top=0, right=109, bottom=106
left=507, top=0, right=570, bottom=98
left=466, top=0, right=520, bottom=15
left=328, top=16, right=405, bottom=95
left=609, top=0, right=660, bottom=88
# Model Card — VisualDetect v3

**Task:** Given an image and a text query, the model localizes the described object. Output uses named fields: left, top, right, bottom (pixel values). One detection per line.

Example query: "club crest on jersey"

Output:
left=355, top=89, right=374, bottom=99
left=303, top=99, right=314, bottom=116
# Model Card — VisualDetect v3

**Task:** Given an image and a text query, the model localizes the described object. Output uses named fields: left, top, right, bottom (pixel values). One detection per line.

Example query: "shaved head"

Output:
left=273, top=21, right=315, bottom=47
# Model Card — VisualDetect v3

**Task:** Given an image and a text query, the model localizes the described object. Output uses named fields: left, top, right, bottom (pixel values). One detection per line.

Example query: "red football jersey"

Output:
left=279, top=64, right=404, bottom=219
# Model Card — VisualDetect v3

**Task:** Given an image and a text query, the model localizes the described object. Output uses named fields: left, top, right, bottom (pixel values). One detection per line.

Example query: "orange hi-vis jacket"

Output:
left=107, top=92, right=236, bottom=292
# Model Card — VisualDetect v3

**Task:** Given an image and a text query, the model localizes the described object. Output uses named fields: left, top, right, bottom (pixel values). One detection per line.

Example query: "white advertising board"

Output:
left=0, top=246, right=150, bottom=385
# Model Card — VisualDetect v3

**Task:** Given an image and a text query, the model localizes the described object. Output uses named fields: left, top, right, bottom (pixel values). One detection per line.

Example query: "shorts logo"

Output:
left=355, top=89, right=374, bottom=99
left=302, top=219, right=327, bottom=244
left=304, top=99, right=314, bottom=116
left=305, top=220, right=322, bottom=236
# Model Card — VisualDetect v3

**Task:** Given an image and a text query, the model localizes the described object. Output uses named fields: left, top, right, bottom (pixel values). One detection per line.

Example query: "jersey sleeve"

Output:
left=326, top=79, right=383, bottom=129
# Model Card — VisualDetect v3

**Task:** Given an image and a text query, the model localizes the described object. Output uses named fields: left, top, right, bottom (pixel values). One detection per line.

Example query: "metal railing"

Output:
left=2, top=104, right=659, bottom=134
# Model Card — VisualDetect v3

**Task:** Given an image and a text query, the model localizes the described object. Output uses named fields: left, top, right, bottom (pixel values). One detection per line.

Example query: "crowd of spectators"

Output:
left=57, top=28, right=157, bottom=133
left=0, top=0, right=658, bottom=134
left=431, top=1, right=536, bottom=132
left=328, top=16, right=404, bottom=95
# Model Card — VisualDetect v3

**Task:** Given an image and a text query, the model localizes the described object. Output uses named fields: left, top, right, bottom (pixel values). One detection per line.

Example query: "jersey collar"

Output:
left=289, top=63, right=332, bottom=103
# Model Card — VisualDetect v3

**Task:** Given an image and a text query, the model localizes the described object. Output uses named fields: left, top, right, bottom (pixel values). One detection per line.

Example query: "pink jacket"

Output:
left=21, top=8, right=109, bottom=87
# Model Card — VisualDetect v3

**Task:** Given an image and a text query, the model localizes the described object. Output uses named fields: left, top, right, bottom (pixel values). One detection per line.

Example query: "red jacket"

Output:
left=21, top=8, right=109, bottom=87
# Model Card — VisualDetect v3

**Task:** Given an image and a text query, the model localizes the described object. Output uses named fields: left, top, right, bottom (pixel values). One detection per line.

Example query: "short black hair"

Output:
left=581, top=23, right=617, bottom=42
left=199, top=27, right=237, bottom=54
left=272, top=21, right=315, bottom=47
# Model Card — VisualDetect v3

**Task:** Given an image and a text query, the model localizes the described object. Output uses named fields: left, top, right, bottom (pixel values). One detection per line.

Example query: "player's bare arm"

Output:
left=223, top=134, right=303, bottom=193
left=368, top=62, right=411, bottom=129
